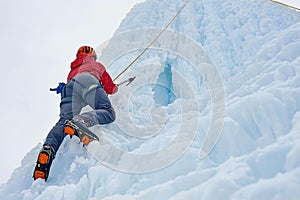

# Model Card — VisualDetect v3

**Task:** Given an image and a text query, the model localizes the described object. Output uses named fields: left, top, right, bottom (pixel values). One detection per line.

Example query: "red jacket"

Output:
left=67, top=56, right=118, bottom=95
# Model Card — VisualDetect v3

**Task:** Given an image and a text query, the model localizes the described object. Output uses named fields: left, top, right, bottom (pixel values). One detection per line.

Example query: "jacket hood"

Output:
left=70, top=56, right=95, bottom=70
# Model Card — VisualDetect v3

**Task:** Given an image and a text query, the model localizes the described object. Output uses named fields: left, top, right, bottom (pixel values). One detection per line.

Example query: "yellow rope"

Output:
left=270, top=0, right=300, bottom=11
left=114, top=0, right=298, bottom=82
left=113, top=0, right=191, bottom=81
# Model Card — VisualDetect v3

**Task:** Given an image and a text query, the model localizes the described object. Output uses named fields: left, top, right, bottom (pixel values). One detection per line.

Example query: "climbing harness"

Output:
left=113, top=0, right=192, bottom=82
left=58, top=79, right=103, bottom=104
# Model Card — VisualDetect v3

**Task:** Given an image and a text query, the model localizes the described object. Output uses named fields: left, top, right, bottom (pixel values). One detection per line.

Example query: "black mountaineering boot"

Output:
left=33, top=145, right=55, bottom=181
left=64, top=118, right=99, bottom=145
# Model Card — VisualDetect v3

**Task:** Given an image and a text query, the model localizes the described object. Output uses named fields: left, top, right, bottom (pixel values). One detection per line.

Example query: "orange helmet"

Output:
left=76, top=46, right=97, bottom=59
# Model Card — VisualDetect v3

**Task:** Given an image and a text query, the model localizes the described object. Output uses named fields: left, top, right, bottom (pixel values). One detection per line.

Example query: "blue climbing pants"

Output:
left=44, top=73, right=116, bottom=153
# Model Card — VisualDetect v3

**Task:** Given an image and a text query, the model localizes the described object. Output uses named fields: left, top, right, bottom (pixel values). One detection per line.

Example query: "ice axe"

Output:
left=117, top=76, right=136, bottom=87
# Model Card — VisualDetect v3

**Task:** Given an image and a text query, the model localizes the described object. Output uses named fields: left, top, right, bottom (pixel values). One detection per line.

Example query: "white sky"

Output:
left=0, top=0, right=298, bottom=185
left=0, top=0, right=145, bottom=185
left=279, top=0, right=300, bottom=8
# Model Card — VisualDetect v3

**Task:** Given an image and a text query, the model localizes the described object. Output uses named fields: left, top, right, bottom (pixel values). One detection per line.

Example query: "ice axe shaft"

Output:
left=117, top=76, right=136, bottom=86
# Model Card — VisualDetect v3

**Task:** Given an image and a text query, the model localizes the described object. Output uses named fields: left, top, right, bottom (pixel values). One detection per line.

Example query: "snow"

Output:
left=1, top=0, right=300, bottom=199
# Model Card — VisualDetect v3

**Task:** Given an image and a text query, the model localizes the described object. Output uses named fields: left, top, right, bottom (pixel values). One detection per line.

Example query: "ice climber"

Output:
left=33, top=45, right=118, bottom=181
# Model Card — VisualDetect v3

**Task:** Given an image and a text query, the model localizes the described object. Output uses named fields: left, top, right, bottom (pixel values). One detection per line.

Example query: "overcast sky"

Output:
left=280, top=0, right=300, bottom=8
left=0, top=0, right=298, bottom=185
